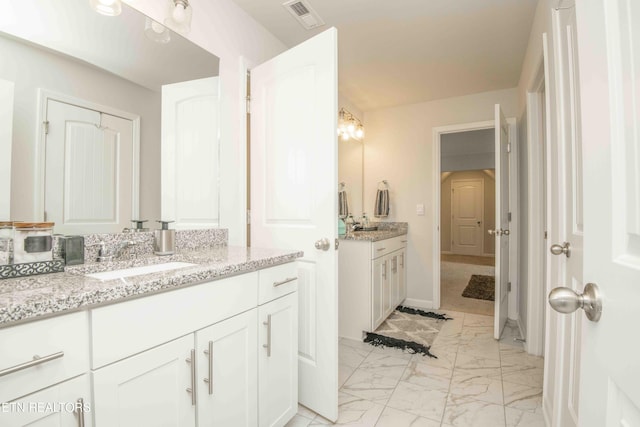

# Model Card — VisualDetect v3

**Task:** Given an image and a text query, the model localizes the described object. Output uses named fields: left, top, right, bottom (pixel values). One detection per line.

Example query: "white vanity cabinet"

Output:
left=339, top=235, right=407, bottom=340
left=257, top=264, right=298, bottom=427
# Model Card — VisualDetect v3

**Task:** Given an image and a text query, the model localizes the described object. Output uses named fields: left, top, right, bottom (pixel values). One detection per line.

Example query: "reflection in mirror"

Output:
left=0, top=0, right=220, bottom=234
left=338, top=139, right=364, bottom=218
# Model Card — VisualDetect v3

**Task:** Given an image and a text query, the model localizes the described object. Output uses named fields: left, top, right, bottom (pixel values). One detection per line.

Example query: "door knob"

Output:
left=314, top=238, right=330, bottom=251
left=488, top=229, right=501, bottom=236
left=550, top=242, right=571, bottom=257
left=548, top=283, right=602, bottom=322
left=502, top=229, right=510, bottom=236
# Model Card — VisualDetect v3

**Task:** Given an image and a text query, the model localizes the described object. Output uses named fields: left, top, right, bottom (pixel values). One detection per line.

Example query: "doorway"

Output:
left=439, top=129, right=496, bottom=316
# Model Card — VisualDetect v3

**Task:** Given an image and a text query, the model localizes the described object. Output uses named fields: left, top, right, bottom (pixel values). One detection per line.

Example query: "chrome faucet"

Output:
left=90, top=240, right=139, bottom=262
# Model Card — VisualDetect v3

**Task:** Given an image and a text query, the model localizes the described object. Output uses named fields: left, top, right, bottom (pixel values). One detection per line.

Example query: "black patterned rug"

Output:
left=462, top=274, right=495, bottom=301
left=364, top=306, right=452, bottom=358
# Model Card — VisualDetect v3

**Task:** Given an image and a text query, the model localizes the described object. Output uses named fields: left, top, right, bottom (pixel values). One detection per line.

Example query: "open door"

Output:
left=250, top=28, right=339, bottom=421
left=493, top=104, right=509, bottom=339
left=562, top=1, right=640, bottom=425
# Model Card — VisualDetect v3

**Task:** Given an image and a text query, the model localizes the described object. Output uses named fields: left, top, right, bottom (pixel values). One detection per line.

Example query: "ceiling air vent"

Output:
left=282, top=0, right=325, bottom=30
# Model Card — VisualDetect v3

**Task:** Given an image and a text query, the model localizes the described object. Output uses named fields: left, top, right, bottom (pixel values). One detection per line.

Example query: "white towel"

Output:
left=338, top=190, right=349, bottom=218
left=374, top=189, right=389, bottom=217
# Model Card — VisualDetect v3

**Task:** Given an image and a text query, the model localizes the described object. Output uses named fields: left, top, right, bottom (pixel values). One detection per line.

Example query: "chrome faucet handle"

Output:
left=87, top=241, right=113, bottom=262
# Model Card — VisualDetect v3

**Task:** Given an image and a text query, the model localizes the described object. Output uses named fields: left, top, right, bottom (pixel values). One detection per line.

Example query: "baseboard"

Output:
left=402, top=298, right=434, bottom=310
left=516, top=313, right=528, bottom=353
left=482, top=253, right=496, bottom=258
left=440, top=251, right=453, bottom=255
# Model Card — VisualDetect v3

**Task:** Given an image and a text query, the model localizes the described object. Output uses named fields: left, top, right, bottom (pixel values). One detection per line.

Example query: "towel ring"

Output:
left=377, top=180, right=389, bottom=190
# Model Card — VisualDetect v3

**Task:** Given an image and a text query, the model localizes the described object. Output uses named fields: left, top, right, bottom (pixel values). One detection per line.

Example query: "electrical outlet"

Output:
left=416, top=204, right=425, bottom=216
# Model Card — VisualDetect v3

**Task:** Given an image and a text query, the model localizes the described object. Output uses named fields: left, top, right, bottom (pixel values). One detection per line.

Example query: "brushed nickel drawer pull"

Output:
left=273, top=277, right=297, bottom=287
left=263, top=315, right=272, bottom=357
left=186, top=349, right=196, bottom=405
left=203, top=341, right=213, bottom=395
left=76, top=398, right=85, bottom=427
left=0, top=351, right=64, bottom=378
left=377, top=248, right=386, bottom=252
left=401, top=240, right=407, bottom=243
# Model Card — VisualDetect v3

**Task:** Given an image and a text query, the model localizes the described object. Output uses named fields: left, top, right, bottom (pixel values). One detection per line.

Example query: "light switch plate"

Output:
left=416, top=204, right=425, bottom=215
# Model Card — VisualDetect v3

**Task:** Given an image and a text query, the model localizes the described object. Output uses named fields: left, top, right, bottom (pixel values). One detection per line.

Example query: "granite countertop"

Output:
left=339, top=222, right=408, bottom=242
left=0, top=246, right=303, bottom=327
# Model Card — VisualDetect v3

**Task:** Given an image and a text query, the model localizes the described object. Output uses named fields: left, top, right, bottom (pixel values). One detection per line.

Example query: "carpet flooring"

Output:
left=440, top=261, right=495, bottom=316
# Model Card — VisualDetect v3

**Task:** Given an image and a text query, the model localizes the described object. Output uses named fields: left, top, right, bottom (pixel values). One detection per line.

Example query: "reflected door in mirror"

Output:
left=0, top=78, right=14, bottom=220
left=45, top=100, right=133, bottom=234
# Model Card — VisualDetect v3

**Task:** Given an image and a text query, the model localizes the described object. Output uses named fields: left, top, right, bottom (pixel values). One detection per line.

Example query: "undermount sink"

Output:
left=85, top=262, right=197, bottom=281
left=354, top=226, right=378, bottom=232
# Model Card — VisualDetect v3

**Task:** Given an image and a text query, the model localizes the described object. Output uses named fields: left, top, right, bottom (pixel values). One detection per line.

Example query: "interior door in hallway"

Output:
left=570, top=1, right=640, bottom=425
left=250, top=28, right=339, bottom=422
left=493, top=104, right=510, bottom=339
left=451, top=179, right=484, bottom=256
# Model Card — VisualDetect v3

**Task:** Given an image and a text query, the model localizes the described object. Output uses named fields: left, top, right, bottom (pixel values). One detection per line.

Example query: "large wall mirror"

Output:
left=338, top=139, right=364, bottom=218
left=0, top=0, right=221, bottom=234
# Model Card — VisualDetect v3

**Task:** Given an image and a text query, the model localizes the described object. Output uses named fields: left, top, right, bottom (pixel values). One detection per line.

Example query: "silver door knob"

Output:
left=548, top=283, right=602, bottom=322
left=488, top=229, right=501, bottom=236
left=550, top=242, right=571, bottom=257
left=314, top=238, right=330, bottom=251
left=502, top=229, right=510, bottom=236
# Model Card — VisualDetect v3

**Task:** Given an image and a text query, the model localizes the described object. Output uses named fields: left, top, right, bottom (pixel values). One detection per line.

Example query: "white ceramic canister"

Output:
left=0, top=222, right=15, bottom=265
left=13, top=222, right=54, bottom=264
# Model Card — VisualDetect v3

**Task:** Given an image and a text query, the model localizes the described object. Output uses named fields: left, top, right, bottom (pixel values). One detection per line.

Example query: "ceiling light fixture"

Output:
left=338, top=108, right=364, bottom=142
left=89, top=0, right=122, bottom=16
left=145, top=17, right=171, bottom=44
left=165, top=0, right=192, bottom=34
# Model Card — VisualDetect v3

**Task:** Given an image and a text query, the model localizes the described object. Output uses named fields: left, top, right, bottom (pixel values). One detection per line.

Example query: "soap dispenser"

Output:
left=154, top=220, right=175, bottom=256
left=130, top=220, right=149, bottom=232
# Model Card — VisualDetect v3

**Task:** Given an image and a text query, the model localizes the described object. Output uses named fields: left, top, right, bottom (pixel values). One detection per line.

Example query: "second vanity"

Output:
left=0, top=237, right=302, bottom=427
left=338, top=223, right=408, bottom=340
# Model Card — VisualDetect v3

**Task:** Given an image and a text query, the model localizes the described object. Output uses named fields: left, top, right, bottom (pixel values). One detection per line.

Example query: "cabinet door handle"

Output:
left=377, top=248, right=386, bottom=252
left=75, top=398, right=85, bottom=427
left=273, top=277, right=297, bottom=287
left=400, top=254, right=404, bottom=267
left=392, top=256, right=397, bottom=272
left=186, top=349, right=196, bottom=405
left=382, top=261, right=387, bottom=279
left=401, top=240, right=407, bottom=243
left=203, top=340, right=213, bottom=395
left=0, top=351, right=64, bottom=378
left=263, top=314, right=272, bottom=357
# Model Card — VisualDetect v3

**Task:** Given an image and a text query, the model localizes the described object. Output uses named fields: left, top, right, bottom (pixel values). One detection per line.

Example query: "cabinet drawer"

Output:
left=372, top=235, right=407, bottom=258
left=258, top=262, right=298, bottom=305
left=0, top=312, right=89, bottom=403
left=91, top=273, right=258, bottom=368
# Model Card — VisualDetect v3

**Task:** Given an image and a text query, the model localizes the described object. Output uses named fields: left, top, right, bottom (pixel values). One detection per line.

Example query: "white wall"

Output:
left=124, top=0, right=287, bottom=245
left=364, top=88, right=518, bottom=306
left=0, top=35, right=160, bottom=222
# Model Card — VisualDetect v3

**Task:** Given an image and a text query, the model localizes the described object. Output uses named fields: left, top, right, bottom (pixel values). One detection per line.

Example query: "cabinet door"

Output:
left=196, top=309, right=258, bottom=427
left=93, top=335, right=195, bottom=427
left=372, top=257, right=386, bottom=330
left=398, top=249, right=407, bottom=303
left=382, top=255, right=393, bottom=318
left=258, top=293, right=298, bottom=427
left=389, top=253, right=400, bottom=310
left=1, top=374, right=91, bottom=427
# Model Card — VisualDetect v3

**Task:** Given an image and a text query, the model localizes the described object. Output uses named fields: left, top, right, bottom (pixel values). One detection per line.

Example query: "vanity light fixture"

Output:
left=165, top=0, right=192, bottom=34
left=145, top=17, right=171, bottom=44
left=89, top=0, right=122, bottom=16
left=338, top=108, right=364, bottom=141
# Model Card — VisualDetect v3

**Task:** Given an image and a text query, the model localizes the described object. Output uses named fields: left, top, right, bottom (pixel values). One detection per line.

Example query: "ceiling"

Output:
left=231, top=0, right=538, bottom=111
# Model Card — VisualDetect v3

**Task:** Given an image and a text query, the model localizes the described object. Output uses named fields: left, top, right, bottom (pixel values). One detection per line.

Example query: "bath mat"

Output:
left=462, top=274, right=495, bottom=301
left=364, top=306, right=452, bottom=358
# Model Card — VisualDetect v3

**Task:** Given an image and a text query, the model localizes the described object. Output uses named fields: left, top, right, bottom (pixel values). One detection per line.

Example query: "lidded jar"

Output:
left=0, top=221, right=15, bottom=265
left=13, top=222, right=54, bottom=264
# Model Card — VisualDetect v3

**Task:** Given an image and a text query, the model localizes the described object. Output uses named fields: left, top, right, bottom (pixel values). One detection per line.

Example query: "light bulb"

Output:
left=356, top=128, right=364, bottom=139
left=151, top=21, right=165, bottom=33
left=90, top=0, right=122, bottom=16
left=173, top=3, right=186, bottom=22
left=342, top=132, right=350, bottom=141
left=347, top=122, right=355, bottom=133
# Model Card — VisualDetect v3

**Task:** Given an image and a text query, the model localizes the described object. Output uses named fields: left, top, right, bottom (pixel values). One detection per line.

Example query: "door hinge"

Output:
left=43, top=121, right=50, bottom=135
left=507, top=142, right=512, bottom=153
left=247, top=209, right=251, bottom=225
left=544, top=231, right=548, bottom=239
left=508, top=212, right=512, bottom=222
left=335, top=238, right=339, bottom=250
left=508, top=282, right=512, bottom=292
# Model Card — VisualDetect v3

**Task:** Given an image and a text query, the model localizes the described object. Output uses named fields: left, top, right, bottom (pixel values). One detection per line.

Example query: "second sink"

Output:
left=85, top=262, right=197, bottom=281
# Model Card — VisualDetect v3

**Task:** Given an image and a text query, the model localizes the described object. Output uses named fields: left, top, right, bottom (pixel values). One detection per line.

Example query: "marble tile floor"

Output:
left=286, top=311, right=544, bottom=427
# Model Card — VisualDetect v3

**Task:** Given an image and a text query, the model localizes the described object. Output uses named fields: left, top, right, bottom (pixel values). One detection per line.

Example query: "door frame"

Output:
left=34, top=89, right=140, bottom=222
left=525, top=45, right=552, bottom=357
left=450, top=178, right=485, bottom=257
left=432, top=118, right=518, bottom=318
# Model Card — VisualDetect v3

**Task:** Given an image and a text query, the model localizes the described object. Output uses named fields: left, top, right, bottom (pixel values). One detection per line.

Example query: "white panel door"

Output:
left=0, top=78, right=13, bottom=220
left=493, top=104, right=510, bottom=339
left=196, top=309, right=258, bottom=427
left=1, top=374, right=91, bottom=427
left=92, top=335, right=196, bottom=427
left=251, top=28, right=338, bottom=421
left=570, top=1, right=640, bottom=425
left=258, top=293, right=298, bottom=427
left=45, top=100, right=133, bottom=234
left=451, top=179, right=484, bottom=256
left=546, top=4, right=584, bottom=426
left=162, top=77, right=220, bottom=229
